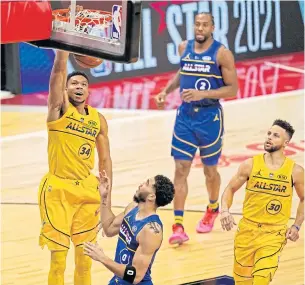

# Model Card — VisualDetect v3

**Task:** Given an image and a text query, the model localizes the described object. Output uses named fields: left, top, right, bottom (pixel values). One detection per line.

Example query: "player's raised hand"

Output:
left=98, top=170, right=110, bottom=199
left=286, top=225, right=300, bottom=242
left=220, top=210, right=236, bottom=231
left=154, top=92, right=166, bottom=109
left=83, top=242, right=106, bottom=262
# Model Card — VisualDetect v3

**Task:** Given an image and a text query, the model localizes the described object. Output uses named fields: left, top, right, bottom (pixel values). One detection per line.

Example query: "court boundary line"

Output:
left=1, top=89, right=304, bottom=143
left=0, top=202, right=297, bottom=220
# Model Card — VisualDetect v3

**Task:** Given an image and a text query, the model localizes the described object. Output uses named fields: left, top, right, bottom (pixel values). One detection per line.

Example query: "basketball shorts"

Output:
left=171, top=104, right=224, bottom=165
left=233, top=218, right=287, bottom=283
left=38, top=172, right=100, bottom=250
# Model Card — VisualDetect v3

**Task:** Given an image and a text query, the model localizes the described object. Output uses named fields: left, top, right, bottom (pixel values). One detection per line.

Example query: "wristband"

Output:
left=292, top=224, right=300, bottom=231
left=123, top=266, right=136, bottom=283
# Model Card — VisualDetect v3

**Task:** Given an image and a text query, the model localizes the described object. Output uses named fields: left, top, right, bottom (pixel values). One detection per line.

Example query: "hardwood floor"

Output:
left=1, top=91, right=304, bottom=285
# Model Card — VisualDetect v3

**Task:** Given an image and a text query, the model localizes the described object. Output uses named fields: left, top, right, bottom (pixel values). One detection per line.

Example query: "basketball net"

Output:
left=52, top=4, right=116, bottom=43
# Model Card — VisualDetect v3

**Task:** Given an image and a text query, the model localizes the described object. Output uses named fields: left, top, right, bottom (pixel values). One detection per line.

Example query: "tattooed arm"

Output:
left=130, top=221, right=162, bottom=283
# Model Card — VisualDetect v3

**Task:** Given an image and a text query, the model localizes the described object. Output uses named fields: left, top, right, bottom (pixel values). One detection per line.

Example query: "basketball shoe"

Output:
left=196, top=206, right=219, bottom=233
left=169, top=224, right=189, bottom=245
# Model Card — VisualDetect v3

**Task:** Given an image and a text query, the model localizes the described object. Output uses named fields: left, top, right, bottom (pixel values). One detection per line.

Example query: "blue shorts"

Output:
left=171, top=104, right=224, bottom=166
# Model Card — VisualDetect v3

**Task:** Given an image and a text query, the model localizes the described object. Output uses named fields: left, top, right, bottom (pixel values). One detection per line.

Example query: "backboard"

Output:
left=29, top=1, right=142, bottom=63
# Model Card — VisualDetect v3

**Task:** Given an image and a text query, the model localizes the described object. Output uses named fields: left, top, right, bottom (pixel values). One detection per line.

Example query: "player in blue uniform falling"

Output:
left=84, top=171, right=174, bottom=284
left=155, top=12, right=238, bottom=244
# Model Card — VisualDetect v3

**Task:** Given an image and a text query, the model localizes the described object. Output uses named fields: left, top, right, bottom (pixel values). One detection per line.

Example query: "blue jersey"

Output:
left=109, top=207, right=163, bottom=285
left=180, top=39, right=225, bottom=107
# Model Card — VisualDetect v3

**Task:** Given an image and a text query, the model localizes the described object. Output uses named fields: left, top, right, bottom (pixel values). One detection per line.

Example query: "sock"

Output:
left=174, top=210, right=184, bottom=225
left=208, top=199, right=219, bottom=211
left=74, top=245, right=92, bottom=285
left=48, top=250, right=68, bottom=285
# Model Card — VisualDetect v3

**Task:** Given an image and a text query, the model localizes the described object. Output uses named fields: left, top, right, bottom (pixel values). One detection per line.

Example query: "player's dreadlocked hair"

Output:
left=153, top=175, right=175, bottom=207
left=273, top=119, right=295, bottom=140
left=67, top=71, right=89, bottom=84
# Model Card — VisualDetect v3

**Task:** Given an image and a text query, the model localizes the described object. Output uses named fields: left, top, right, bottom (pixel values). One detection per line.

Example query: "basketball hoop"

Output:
left=52, top=7, right=116, bottom=43
left=28, top=1, right=142, bottom=63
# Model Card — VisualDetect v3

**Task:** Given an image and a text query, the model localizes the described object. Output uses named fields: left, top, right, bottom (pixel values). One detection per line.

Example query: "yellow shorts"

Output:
left=234, top=218, right=287, bottom=283
left=38, top=173, right=100, bottom=250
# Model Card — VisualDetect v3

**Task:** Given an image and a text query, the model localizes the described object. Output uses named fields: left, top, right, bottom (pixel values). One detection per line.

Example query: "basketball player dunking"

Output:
left=154, top=13, right=238, bottom=244
left=221, top=119, right=304, bottom=285
left=38, top=50, right=112, bottom=285
left=84, top=171, right=175, bottom=285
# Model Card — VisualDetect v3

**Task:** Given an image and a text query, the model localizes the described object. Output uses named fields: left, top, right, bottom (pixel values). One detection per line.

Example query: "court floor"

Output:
left=1, top=90, right=304, bottom=285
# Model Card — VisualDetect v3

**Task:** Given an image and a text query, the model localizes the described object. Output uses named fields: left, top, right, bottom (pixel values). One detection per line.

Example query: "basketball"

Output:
left=73, top=54, right=103, bottom=69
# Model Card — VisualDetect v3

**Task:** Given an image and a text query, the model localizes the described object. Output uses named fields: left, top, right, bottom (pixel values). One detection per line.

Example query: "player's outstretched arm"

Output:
left=101, top=201, right=136, bottom=238
left=286, top=164, right=304, bottom=242
left=220, top=158, right=252, bottom=231
left=47, top=50, right=70, bottom=122
left=96, top=113, right=113, bottom=206
left=84, top=222, right=162, bottom=284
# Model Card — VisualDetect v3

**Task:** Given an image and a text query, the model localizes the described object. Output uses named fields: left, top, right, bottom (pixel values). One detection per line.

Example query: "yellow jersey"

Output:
left=47, top=104, right=100, bottom=180
left=243, top=153, right=295, bottom=225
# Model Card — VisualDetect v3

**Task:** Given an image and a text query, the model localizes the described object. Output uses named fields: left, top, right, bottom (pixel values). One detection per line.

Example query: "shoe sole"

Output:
left=196, top=228, right=213, bottom=233
left=196, top=224, right=214, bottom=233
left=169, top=236, right=189, bottom=245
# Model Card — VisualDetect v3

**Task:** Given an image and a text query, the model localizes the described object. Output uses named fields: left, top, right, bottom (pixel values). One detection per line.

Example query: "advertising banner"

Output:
left=18, top=0, right=304, bottom=94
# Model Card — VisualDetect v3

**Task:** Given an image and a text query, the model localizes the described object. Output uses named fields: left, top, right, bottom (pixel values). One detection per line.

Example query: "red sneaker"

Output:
left=196, top=207, right=219, bottom=233
left=168, top=224, right=189, bottom=245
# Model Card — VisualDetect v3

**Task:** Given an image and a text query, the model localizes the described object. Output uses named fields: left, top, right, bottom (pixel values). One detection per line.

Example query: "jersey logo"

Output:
left=132, top=226, right=137, bottom=233
left=125, top=215, right=131, bottom=222
left=182, top=53, right=191, bottom=60
left=253, top=181, right=287, bottom=193
left=66, top=123, right=97, bottom=137
left=255, top=169, right=262, bottom=176
left=120, top=224, right=132, bottom=244
left=88, top=120, right=97, bottom=127
left=213, top=114, right=219, bottom=122
left=277, top=174, right=287, bottom=180
left=202, top=56, right=212, bottom=61
left=269, top=173, right=274, bottom=178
